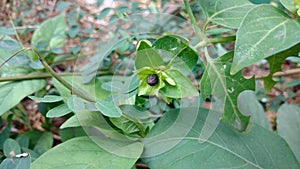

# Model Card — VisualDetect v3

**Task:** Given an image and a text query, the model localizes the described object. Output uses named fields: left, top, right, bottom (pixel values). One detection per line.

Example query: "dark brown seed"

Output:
left=147, top=74, right=159, bottom=86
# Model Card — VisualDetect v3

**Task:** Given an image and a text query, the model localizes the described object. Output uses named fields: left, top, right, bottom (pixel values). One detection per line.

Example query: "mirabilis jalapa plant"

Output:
left=134, top=36, right=199, bottom=103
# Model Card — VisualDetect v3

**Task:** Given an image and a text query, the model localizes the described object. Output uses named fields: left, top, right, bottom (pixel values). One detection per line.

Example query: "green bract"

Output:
left=134, top=36, right=199, bottom=102
left=135, top=67, right=175, bottom=97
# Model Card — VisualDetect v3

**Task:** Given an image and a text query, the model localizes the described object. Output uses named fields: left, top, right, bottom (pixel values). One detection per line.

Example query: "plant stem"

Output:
left=32, top=49, right=96, bottom=102
left=254, top=68, right=300, bottom=79
left=183, top=0, right=206, bottom=42
left=195, top=36, right=236, bottom=49
left=0, top=73, right=80, bottom=82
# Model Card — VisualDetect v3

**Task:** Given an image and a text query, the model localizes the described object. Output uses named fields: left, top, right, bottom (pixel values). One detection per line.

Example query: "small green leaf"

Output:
left=31, top=13, right=66, bottom=50
left=31, top=136, right=143, bottom=169
left=231, top=5, right=300, bottom=74
left=110, top=117, right=140, bottom=135
left=0, top=79, right=46, bottom=115
left=198, top=0, right=255, bottom=28
left=60, top=115, right=80, bottom=129
left=3, top=138, right=21, bottom=158
left=95, top=100, right=122, bottom=117
left=33, top=132, right=53, bottom=155
left=135, top=40, right=164, bottom=69
left=16, top=135, right=30, bottom=148
left=28, top=95, right=63, bottom=103
left=0, top=154, right=30, bottom=169
left=46, top=104, right=72, bottom=118
left=277, top=104, right=300, bottom=162
left=280, top=0, right=298, bottom=13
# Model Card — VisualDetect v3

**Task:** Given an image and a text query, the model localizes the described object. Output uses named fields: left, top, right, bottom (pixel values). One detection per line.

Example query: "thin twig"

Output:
left=254, top=68, right=300, bottom=79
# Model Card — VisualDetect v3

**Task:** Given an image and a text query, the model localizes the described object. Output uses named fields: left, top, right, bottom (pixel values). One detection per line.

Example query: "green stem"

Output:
left=0, top=73, right=81, bottom=82
left=183, top=0, right=206, bottom=41
left=32, top=49, right=96, bottom=102
left=195, top=36, right=236, bottom=49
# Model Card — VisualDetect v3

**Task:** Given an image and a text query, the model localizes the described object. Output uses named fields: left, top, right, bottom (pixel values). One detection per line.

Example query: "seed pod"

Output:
left=147, top=74, right=159, bottom=86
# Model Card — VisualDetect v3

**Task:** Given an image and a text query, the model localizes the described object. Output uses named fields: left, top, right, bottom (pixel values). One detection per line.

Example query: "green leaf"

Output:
left=198, top=0, right=255, bottom=28
left=95, top=100, right=122, bottom=117
left=109, top=116, right=140, bottom=135
left=135, top=40, right=164, bottom=69
left=60, top=115, right=80, bottom=129
left=46, top=104, right=72, bottom=118
left=238, top=90, right=272, bottom=130
left=3, top=138, right=21, bottom=158
left=31, top=13, right=66, bottom=50
left=152, top=35, right=198, bottom=71
left=33, top=132, right=53, bottom=155
left=0, top=79, right=46, bottom=115
left=52, top=76, right=111, bottom=102
left=281, top=0, right=298, bottom=13
left=0, top=36, right=23, bottom=67
left=161, top=69, right=198, bottom=98
left=16, top=135, right=30, bottom=148
left=28, top=95, right=63, bottom=103
left=277, top=104, right=300, bottom=162
left=31, top=136, right=143, bottom=169
left=0, top=27, right=15, bottom=36
left=231, top=5, right=300, bottom=74
left=263, top=43, right=300, bottom=92
left=200, top=51, right=255, bottom=131
left=59, top=127, right=87, bottom=142
left=0, top=154, right=30, bottom=169
left=142, top=107, right=300, bottom=168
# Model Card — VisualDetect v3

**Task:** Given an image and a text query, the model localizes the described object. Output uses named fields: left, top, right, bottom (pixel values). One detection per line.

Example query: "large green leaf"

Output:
left=135, top=40, right=164, bottom=69
left=31, top=13, right=66, bottom=50
left=198, top=0, right=255, bottom=28
left=200, top=51, right=255, bottom=131
left=142, top=107, right=300, bottom=168
left=231, top=5, right=300, bottom=74
left=238, top=90, right=272, bottom=130
left=31, top=136, right=143, bottom=169
left=277, top=104, right=300, bottom=162
left=152, top=35, right=198, bottom=71
left=263, top=43, right=300, bottom=92
left=0, top=79, right=46, bottom=115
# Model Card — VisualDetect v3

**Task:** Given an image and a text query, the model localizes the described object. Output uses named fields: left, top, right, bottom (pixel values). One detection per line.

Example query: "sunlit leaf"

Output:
left=198, top=0, right=255, bottom=28
left=200, top=51, right=255, bottom=131
left=135, top=40, right=164, bottom=69
left=231, top=5, right=300, bottom=74
left=0, top=79, right=46, bottom=115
